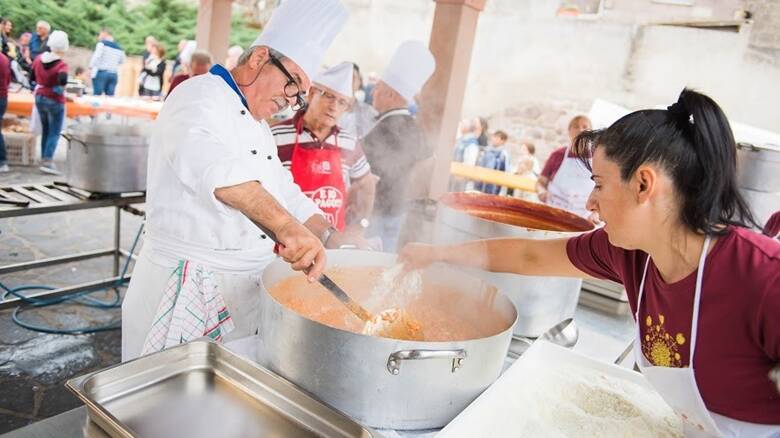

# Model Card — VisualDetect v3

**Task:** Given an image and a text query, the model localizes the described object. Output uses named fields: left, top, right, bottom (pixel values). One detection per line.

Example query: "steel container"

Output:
left=736, top=142, right=780, bottom=193
left=64, top=122, right=150, bottom=193
left=433, top=192, right=594, bottom=338
left=738, top=187, right=780, bottom=227
left=259, top=249, right=517, bottom=430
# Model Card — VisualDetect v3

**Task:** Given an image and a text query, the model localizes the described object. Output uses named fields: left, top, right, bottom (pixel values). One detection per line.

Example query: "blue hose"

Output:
left=0, top=222, right=144, bottom=335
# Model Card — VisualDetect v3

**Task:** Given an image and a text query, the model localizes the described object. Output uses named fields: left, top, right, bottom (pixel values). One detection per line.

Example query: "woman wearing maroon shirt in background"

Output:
left=764, top=211, right=780, bottom=240
left=401, top=89, right=779, bottom=437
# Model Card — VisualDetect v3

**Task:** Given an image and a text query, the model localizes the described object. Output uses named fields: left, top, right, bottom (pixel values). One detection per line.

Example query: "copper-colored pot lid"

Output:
left=439, top=192, right=594, bottom=233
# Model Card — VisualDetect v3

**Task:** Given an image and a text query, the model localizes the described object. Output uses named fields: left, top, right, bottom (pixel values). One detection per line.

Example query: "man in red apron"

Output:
left=272, top=62, right=376, bottom=246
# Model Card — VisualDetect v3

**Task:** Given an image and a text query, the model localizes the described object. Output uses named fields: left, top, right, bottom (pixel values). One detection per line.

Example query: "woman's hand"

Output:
left=398, top=243, right=441, bottom=271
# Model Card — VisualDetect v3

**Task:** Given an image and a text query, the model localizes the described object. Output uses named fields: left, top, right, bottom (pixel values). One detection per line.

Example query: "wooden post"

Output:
left=418, top=0, right=487, bottom=199
left=196, top=0, right=233, bottom=65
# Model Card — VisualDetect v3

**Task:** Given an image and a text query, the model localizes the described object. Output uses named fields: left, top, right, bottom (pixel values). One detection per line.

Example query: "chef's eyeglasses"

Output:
left=269, top=54, right=307, bottom=111
left=312, top=87, right=352, bottom=110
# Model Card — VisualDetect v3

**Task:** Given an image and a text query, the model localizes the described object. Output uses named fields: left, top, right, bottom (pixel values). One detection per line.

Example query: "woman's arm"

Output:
left=399, top=238, right=596, bottom=279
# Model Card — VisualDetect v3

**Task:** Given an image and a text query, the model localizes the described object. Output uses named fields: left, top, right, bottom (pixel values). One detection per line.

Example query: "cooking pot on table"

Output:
left=259, top=249, right=517, bottom=430
left=64, top=122, right=150, bottom=193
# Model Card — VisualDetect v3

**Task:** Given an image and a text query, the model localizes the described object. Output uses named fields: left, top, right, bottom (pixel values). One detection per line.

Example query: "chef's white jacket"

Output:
left=144, top=70, right=321, bottom=272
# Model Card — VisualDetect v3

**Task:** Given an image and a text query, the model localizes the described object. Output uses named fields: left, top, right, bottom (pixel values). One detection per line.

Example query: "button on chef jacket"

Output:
left=144, top=64, right=322, bottom=273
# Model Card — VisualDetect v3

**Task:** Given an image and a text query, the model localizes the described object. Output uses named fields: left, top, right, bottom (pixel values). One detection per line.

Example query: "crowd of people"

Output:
left=0, top=14, right=218, bottom=174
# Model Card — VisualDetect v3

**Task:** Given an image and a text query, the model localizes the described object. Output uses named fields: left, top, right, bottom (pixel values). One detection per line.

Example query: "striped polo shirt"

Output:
left=270, top=112, right=371, bottom=189
left=89, top=40, right=126, bottom=73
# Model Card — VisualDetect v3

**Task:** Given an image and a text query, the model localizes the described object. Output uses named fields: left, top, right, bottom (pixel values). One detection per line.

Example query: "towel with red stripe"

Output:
left=142, top=260, right=235, bottom=356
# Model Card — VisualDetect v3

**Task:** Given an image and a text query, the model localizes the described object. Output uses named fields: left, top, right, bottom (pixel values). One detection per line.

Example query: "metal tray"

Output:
left=66, top=340, right=376, bottom=438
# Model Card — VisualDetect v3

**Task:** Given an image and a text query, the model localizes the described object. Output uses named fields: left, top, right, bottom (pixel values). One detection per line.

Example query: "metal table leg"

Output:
left=114, top=206, right=121, bottom=277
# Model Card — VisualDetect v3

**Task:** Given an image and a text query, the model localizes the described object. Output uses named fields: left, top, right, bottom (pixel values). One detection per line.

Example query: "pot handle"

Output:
left=61, top=133, right=88, bottom=153
left=387, top=349, right=467, bottom=375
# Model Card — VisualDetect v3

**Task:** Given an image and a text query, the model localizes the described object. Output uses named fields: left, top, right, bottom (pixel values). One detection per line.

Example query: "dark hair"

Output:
left=351, top=62, right=363, bottom=89
left=523, top=142, right=536, bottom=155
left=572, top=88, right=758, bottom=235
left=493, top=130, right=508, bottom=141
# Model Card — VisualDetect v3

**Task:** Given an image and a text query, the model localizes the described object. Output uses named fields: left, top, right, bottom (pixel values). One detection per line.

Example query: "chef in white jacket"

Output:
left=122, top=0, right=350, bottom=361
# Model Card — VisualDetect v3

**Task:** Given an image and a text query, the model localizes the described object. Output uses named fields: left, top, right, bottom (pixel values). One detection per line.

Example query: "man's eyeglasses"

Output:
left=269, top=54, right=307, bottom=111
left=312, top=87, right=352, bottom=110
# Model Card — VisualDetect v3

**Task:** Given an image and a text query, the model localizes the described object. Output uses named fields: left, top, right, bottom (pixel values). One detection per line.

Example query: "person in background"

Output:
left=362, top=40, right=435, bottom=252
left=89, top=28, right=125, bottom=96
left=171, top=39, right=188, bottom=77
left=764, top=211, right=780, bottom=240
left=363, top=71, right=378, bottom=105
left=167, top=50, right=212, bottom=97
left=453, top=118, right=479, bottom=163
left=536, top=115, right=596, bottom=220
left=0, top=18, right=29, bottom=88
left=31, top=30, right=69, bottom=175
left=401, top=89, right=780, bottom=437
left=16, top=32, right=33, bottom=77
left=475, top=130, right=510, bottom=195
left=30, top=21, right=50, bottom=61
left=510, top=142, right=541, bottom=200
left=0, top=49, right=10, bottom=172
left=224, top=45, right=244, bottom=70
left=476, top=116, right=489, bottom=147
left=141, top=35, right=157, bottom=62
left=138, top=42, right=165, bottom=97
left=271, top=62, right=375, bottom=245
left=339, top=62, right=377, bottom=139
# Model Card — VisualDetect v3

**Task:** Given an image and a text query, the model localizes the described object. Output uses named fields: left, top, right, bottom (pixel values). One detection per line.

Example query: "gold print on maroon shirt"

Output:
left=642, top=314, right=687, bottom=368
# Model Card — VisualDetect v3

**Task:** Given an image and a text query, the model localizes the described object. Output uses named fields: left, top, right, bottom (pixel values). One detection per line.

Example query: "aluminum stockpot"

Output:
left=433, top=192, right=595, bottom=338
left=259, top=249, right=517, bottom=430
left=737, top=142, right=780, bottom=193
left=64, top=122, right=150, bottom=193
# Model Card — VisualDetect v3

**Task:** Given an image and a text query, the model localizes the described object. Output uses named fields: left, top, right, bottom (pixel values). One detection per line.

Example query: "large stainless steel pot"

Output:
left=64, top=122, right=150, bottom=193
left=433, top=192, right=594, bottom=338
left=260, top=249, right=517, bottom=430
left=737, top=142, right=780, bottom=193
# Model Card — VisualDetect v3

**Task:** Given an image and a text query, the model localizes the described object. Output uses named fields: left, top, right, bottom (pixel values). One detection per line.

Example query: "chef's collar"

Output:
left=376, top=107, right=410, bottom=123
left=209, top=64, right=249, bottom=110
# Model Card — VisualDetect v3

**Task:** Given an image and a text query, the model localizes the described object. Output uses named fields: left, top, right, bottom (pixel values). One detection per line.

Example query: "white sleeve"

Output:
left=276, top=165, right=323, bottom=223
left=89, top=43, right=103, bottom=70
left=162, top=106, right=275, bottom=215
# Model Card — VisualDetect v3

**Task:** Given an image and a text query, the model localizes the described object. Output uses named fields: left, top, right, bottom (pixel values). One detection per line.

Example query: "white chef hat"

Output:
left=381, top=40, right=435, bottom=103
left=252, top=0, right=349, bottom=82
left=313, top=62, right=354, bottom=99
left=47, top=30, right=69, bottom=52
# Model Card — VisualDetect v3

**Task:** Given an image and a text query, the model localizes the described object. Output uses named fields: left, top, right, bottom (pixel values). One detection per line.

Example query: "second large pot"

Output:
left=65, top=122, right=150, bottom=193
left=259, top=250, right=516, bottom=430
left=433, top=192, right=595, bottom=338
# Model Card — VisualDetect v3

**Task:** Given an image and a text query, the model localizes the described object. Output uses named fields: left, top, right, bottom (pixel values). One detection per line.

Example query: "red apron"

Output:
left=290, top=118, right=347, bottom=230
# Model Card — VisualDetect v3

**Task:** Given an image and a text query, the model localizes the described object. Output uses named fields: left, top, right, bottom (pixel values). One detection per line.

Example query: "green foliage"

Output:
left=0, top=0, right=259, bottom=58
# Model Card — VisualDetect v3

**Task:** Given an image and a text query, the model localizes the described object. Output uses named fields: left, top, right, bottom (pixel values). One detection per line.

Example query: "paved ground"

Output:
left=0, top=165, right=144, bottom=434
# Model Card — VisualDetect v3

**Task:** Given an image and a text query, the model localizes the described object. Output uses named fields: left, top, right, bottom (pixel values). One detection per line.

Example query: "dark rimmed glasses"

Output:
left=269, top=54, right=307, bottom=111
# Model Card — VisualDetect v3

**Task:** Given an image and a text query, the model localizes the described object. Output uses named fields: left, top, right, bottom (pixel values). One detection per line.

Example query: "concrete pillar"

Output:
left=418, top=0, right=486, bottom=199
left=196, top=0, right=233, bottom=65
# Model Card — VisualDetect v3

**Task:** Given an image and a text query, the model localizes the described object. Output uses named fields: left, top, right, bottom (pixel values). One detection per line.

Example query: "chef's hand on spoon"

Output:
left=275, top=219, right=326, bottom=282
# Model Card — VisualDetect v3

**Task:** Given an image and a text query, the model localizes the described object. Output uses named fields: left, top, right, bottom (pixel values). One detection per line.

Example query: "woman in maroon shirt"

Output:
left=401, top=89, right=779, bottom=437
left=30, top=30, right=69, bottom=175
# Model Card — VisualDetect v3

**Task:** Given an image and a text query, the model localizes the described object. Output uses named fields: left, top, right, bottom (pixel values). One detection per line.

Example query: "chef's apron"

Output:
left=635, top=236, right=780, bottom=438
left=289, top=118, right=347, bottom=230
left=546, top=146, right=595, bottom=218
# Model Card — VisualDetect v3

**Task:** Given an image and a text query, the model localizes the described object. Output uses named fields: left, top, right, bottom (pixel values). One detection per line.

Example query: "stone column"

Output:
left=418, top=0, right=487, bottom=199
left=196, top=0, right=233, bottom=65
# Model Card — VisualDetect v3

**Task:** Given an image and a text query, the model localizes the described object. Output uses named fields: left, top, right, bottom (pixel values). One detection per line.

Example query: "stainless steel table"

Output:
left=0, top=182, right=144, bottom=310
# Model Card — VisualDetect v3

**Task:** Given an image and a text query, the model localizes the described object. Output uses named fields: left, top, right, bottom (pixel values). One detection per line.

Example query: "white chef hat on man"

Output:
left=252, top=0, right=349, bottom=82
left=313, top=62, right=354, bottom=99
left=381, top=40, right=436, bottom=103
